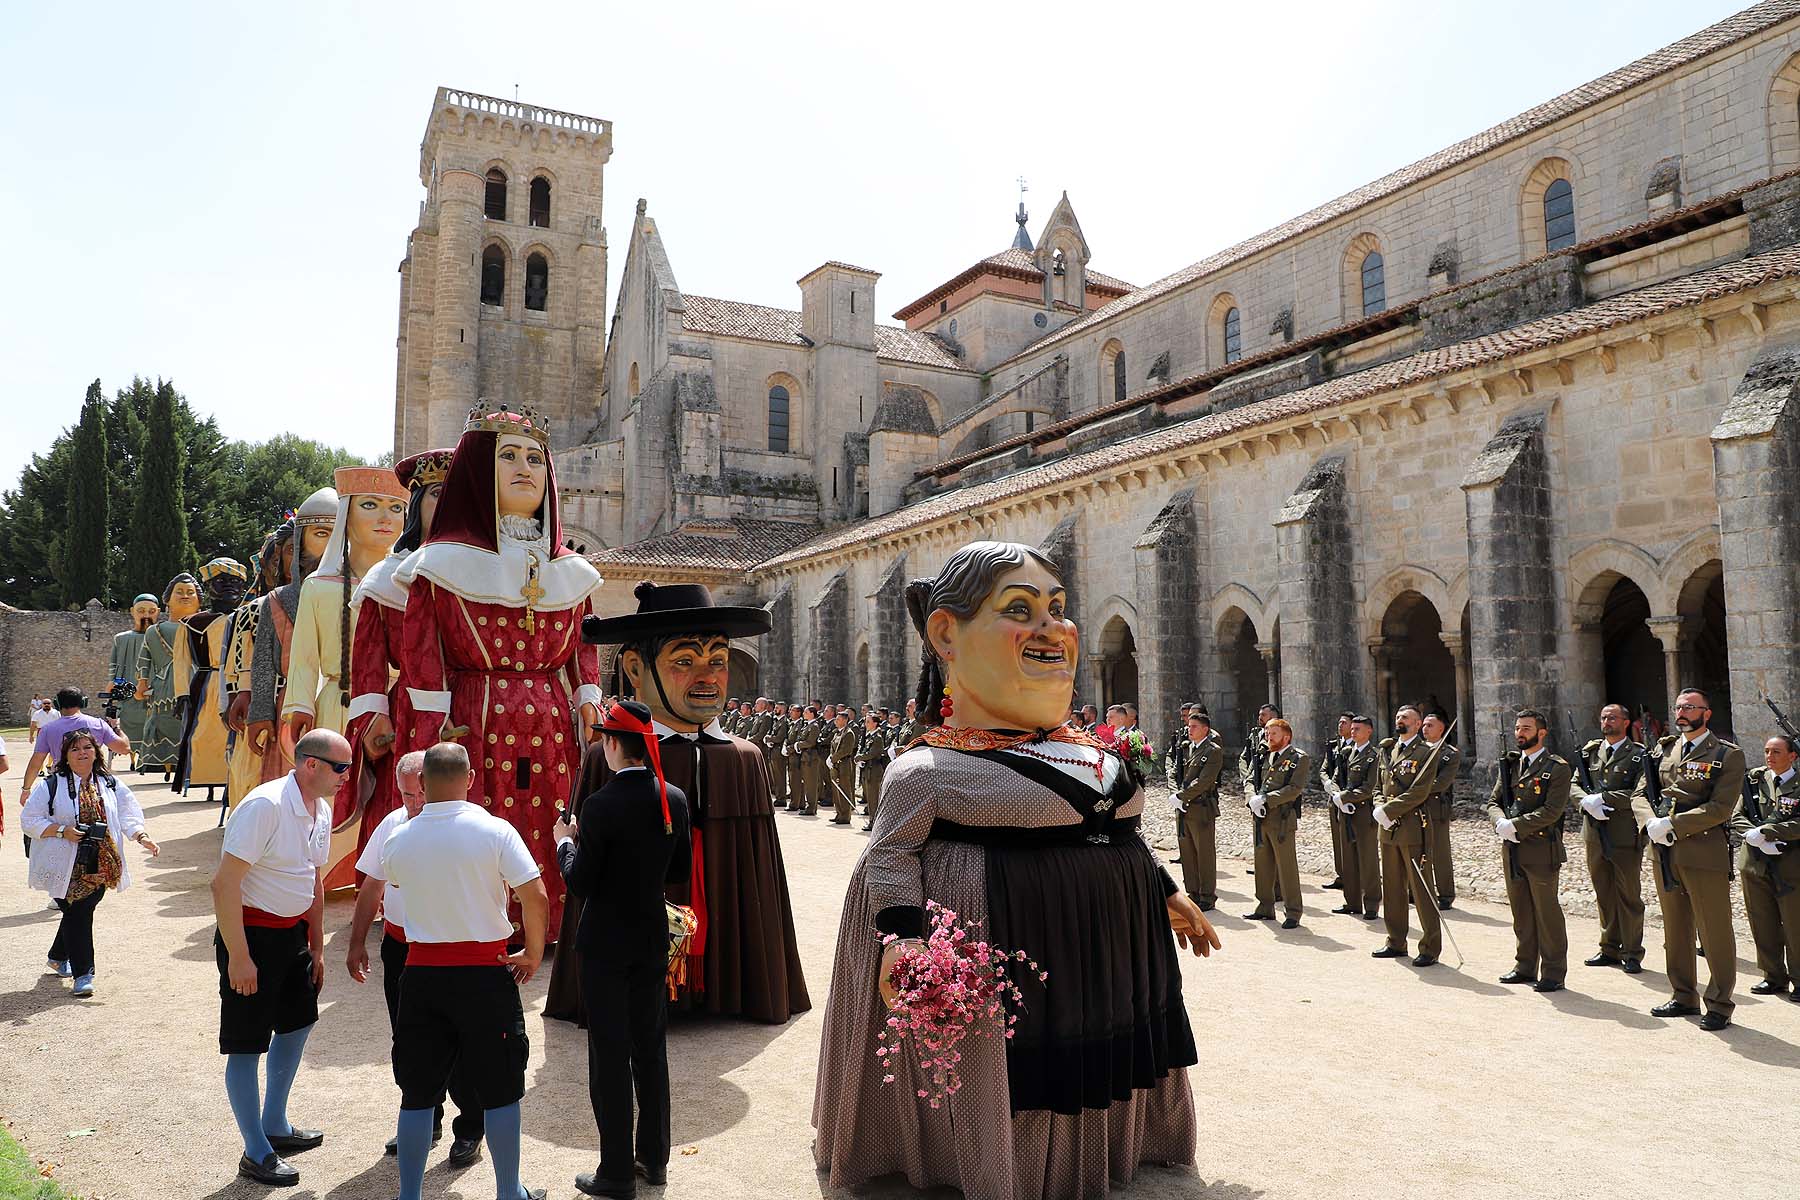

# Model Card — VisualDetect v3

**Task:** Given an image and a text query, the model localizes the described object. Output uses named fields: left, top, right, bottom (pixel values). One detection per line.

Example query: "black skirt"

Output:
left=940, top=749, right=1198, bottom=1116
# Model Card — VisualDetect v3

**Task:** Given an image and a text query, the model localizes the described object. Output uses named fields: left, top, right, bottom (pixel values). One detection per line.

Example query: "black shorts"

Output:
left=216, top=922, right=318, bottom=1055
left=393, top=965, right=526, bottom=1112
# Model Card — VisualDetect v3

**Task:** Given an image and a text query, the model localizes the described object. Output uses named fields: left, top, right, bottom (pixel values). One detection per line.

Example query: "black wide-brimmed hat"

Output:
left=582, top=580, right=772, bottom=645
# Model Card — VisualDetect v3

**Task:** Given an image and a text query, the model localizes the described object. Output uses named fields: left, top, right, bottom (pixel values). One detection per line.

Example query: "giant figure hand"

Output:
left=362, top=713, right=395, bottom=758
left=248, top=720, right=275, bottom=755
left=227, top=691, right=252, bottom=733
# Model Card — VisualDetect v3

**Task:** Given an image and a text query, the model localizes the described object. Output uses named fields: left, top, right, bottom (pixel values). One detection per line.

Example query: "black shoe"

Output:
left=1197, top=900, right=1215, bottom=912
left=1785, top=991, right=1800, bottom=1004
left=1499, top=970, right=1537, bottom=985
left=576, top=1171, right=636, bottom=1198
left=1651, top=1000, right=1701, bottom=1018
left=1584, top=953, right=1623, bottom=968
left=1325, top=877, right=1343, bottom=889
left=1412, top=955, right=1438, bottom=967
left=1242, top=911, right=1274, bottom=921
left=831, top=818, right=851, bottom=825
left=1698, top=1012, right=1731, bottom=1032
left=1371, top=946, right=1407, bottom=959
left=1533, top=980, right=1564, bottom=993
left=1621, top=958, right=1643, bottom=974
left=448, top=1136, right=482, bottom=1166
left=1750, top=978, right=1790, bottom=995
left=266, top=1128, right=324, bottom=1154
left=383, top=1127, right=442, bottom=1156
left=1281, top=917, right=1300, bottom=929
left=1437, top=898, right=1454, bottom=910
left=1331, top=904, right=1359, bottom=915
left=861, top=824, right=873, bottom=831
left=237, top=1153, right=299, bottom=1187
left=1361, top=910, right=1379, bottom=920
left=636, top=1159, right=669, bottom=1185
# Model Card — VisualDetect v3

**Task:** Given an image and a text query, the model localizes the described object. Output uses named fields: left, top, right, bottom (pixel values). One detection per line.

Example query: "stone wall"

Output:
left=0, top=602, right=132, bottom=723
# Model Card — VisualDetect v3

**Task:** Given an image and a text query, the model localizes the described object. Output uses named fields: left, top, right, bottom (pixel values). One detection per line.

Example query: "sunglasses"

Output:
left=304, top=754, right=353, bottom=774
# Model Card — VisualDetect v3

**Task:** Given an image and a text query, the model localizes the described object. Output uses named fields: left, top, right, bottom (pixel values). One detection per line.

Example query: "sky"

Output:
left=0, top=0, right=1751, bottom=494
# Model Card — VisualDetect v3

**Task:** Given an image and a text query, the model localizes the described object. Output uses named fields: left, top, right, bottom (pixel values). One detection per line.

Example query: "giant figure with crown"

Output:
left=394, top=402, right=603, bottom=938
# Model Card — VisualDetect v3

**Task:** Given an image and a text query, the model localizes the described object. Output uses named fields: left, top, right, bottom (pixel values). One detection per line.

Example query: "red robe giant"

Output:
left=337, top=553, right=415, bottom=883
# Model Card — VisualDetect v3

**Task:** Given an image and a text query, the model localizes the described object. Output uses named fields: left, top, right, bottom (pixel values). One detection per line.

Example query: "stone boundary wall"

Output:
left=0, top=602, right=132, bottom=724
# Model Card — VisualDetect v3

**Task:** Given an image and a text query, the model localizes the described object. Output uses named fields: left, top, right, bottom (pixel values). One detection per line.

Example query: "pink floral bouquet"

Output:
left=1120, top=727, right=1155, bottom=773
left=878, top=900, right=1047, bottom=1108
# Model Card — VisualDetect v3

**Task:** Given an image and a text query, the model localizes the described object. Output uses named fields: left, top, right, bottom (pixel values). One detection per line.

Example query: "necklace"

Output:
left=916, top=724, right=1115, bottom=785
left=1003, top=740, right=1107, bottom=784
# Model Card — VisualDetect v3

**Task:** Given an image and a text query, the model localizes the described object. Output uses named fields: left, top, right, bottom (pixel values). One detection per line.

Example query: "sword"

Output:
left=1408, top=851, right=1465, bottom=969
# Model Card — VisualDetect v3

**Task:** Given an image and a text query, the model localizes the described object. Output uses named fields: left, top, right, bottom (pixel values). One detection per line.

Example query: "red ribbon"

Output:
left=601, top=703, right=671, bottom=833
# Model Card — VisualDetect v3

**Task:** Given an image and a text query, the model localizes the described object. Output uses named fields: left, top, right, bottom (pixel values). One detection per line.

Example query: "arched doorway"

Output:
left=727, top=646, right=759, bottom=700
left=1216, top=608, right=1268, bottom=749
left=1676, top=560, right=1732, bottom=740
left=1599, top=576, right=1667, bottom=717
left=1098, top=616, right=1139, bottom=713
left=1377, top=591, right=1456, bottom=730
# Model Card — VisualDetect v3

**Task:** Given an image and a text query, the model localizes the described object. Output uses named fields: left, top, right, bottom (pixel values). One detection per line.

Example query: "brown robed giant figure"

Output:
left=545, top=581, right=809, bottom=1024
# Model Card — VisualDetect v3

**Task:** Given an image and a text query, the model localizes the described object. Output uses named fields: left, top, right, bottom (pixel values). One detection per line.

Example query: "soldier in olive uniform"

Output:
left=794, top=704, right=826, bottom=816
left=1322, top=713, right=1353, bottom=890
left=1325, top=715, right=1381, bottom=919
left=1370, top=705, right=1444, bottom=965
left=828, top=710, right=858, bottom=825
left=1731, top=734, right=1800, bottom=999
left=1574, top=703, right=1647, bottom=972
left=856, top=712, right=890, bottom=832
left=895, top=698, right=923, bottom=753
left=1631, top=687, right=1745, bottom=1030
left=1488, top=709, right=1571, bottom=991
left=763, top=702, right=791, bottom=807
left=1173, top=710, right=1225, bottom=909
left=724, top=697, right=742, bottom=733
left=1244, top=718, right=1309, bottom=928
left=1420, top=711, right=1461, bottom=909
left=783, top=701, right=809, bottom=808
left=1165, top=703, right=1196, bottom=786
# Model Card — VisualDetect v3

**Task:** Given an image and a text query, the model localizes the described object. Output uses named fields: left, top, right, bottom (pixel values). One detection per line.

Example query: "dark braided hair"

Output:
left=905, top=540, right=1062, bottom=727
left=338, top=571, right=353, bottom=713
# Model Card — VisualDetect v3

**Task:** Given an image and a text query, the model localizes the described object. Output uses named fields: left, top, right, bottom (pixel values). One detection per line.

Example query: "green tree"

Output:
left=0, top=437, right=74, bottom=609
left=61, top=380, right=111, bottom=607
left=125, top=381, right=190, bottom=593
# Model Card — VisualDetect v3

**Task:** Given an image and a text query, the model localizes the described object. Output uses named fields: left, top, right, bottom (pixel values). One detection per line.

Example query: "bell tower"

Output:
left=393, top=88, right=613, bottom=454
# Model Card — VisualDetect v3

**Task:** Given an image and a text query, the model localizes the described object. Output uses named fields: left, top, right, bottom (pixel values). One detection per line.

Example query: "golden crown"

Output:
left=465, top=399, right=550, bottom=447
left=396, top=448, right=455, bottom=491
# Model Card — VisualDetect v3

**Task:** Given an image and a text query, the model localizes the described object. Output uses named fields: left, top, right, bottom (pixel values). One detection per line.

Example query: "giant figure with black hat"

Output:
left=544, top=580, right=810, bottom=1025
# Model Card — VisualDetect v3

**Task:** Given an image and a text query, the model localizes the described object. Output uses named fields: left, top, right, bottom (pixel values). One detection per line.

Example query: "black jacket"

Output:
left=557, top=768, right=692, bottom=967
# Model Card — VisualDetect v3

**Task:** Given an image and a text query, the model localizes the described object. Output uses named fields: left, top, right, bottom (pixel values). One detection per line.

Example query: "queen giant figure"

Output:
left=395, top=402, right=602, bottom=938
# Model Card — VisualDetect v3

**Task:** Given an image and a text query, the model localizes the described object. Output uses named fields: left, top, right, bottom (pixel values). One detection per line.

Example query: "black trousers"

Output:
left=380, top=934, right=484, bottom=1140
left=50, top=887, right=104, bottom=975
left=393, top=965, right=526, bottom=1113
left=581, top=955, right=670, bottom=1182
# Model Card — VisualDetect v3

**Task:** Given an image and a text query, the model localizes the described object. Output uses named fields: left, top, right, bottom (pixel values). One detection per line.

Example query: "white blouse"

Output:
left=20, top=773, right=147, bottom=900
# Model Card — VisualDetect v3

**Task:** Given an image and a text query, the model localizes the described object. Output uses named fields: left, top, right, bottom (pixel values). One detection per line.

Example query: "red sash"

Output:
left=384, top=921, right=407, bottom=944
left=406, top=939, right=508, bottom=967
left=243, top=906, right=304, bottom=929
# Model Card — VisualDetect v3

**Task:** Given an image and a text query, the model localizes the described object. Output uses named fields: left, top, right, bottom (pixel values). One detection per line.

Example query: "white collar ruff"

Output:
left=396, top=538, right=601, bottom=610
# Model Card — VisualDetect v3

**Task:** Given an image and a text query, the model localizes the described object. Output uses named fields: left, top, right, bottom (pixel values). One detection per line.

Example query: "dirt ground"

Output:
left=2, top=757, right=1796, bottom=1200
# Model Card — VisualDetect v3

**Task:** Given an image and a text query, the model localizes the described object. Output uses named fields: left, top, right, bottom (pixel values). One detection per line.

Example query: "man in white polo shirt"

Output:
left=209, top=729, right=346, bottom=1189
left=382, top=741, right=549, bottom=1200
left=346, top=750, right=485, bottom=1165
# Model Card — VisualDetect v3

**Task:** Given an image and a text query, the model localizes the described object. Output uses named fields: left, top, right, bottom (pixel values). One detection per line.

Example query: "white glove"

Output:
left=1248, top=794, right=1268, bottom=818
left=1578, top=793, right=1611, bottom=821
left=1647, top=817, right=1675, bottom=846
left=1172, top=797, right=1188, bottom=815
left=1495, top=818, right=1519, bottom=843
left=1746, top=826, right=1767, bottom=849
left=1331, top=790, right=1349, bottom=814
left=1751, top=826, right=1786, bottom=855
left=1372, top=804, right=1395, bottom=831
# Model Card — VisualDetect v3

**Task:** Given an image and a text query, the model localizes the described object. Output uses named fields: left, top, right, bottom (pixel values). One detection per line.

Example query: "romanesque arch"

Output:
left=1767, top=51, right=1800, bottom=174
left=1673, top=555, right=1732, bottom=739
left=1208, top=292, right=1242, bottom=368
left=1341, top=232, right=1387, bottom=321
left=1097, top=614, right=1139, bottom=713
left=1213, top=602, right=1270, bottom=749
left=1373, top=589, right=1456, bottom=732
left=1099, top=339, right=1126, bottom=405
left=728, top=640, right=761, bottom=699
left=767, top=371, right=802, bottom=454
left=1519, top=155, right=1579, bottom=258
left=1362, top=565, right=1454, bottom=646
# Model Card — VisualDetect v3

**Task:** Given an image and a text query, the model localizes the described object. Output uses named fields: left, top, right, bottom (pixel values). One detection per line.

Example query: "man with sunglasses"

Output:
left=210, top=729, right=348, bottom=1187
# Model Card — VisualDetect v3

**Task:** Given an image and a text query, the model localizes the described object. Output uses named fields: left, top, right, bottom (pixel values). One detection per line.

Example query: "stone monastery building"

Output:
left=394, top=1, right=1800, bottom=759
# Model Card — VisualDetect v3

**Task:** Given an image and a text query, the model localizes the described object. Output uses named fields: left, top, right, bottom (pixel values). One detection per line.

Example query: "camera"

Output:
left=102, top=677, right=132, bottom=720
left=73, top=821, right=110, bottom=873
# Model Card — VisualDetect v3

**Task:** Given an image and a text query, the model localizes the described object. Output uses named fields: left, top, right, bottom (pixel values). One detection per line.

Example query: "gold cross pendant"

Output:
left=519, top=552, right=545, bottom=634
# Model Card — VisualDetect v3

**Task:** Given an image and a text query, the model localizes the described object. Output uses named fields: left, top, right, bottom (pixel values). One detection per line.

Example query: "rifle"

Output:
left=1640, top=737, right=1680, bottom=893
left=1494, top=735, right=1524, bottom=882
left=1321, top=740, right=1356, bottom=844
left=1567, top=712, right=1611, bottom=856
left=1751, top=690, right=1798, bottom=898
left=1246, top=734, right=1267, bottom=848
left=1765, top=691, right=1800, bottom=742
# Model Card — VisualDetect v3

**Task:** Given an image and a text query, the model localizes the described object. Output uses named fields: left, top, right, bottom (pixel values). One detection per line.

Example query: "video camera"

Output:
left=102, top=677, right=132, bottom=720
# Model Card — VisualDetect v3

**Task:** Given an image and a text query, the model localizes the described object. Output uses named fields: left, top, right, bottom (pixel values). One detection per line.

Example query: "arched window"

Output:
left=484, top=168, right=507, bottom=221
left=1360, top=251, right=1386, bottom=316
left=1099, top=339, right=1125, bottom=404
left=524, top=252, right=548, bottom=311
left=529, top=177, right=551, bottom=228
left=1543, top=178, right=1576, bottom=251
left=1113, top=350, right=1127, bottom=401
left=480, top=244, right=506, bottom=306
left=768, top=385, right=791, bottom=452
left=1223, top=307, right=1242, bottom=364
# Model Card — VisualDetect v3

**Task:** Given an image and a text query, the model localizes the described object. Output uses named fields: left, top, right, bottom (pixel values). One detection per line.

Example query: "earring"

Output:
left=939, top=684, right=954, bottom=719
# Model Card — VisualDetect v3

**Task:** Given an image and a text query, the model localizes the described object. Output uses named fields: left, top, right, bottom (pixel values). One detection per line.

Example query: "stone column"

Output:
left=1366, top=639, right=1393, bottom=728
left=1089, top=654, right=1112, bottom=712
left=1645, top=615, right=1693, bottom=723
left=428, top=168, right=484, bottom=450
left=1257, top=643, right=1281, bottom=712
left=1711, top=344, right=1800, bottom=726
left=1272, top=456, right=1358, bottom=750
left=1439, top=631, right=1475, bottom=759
left=1460, top=411, right=1557, bottom=758
left=1133, top=490, right=1203, bottom=753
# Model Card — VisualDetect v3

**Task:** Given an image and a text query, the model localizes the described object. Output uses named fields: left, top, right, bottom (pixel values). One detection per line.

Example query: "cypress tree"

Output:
left=126, top=380, right=189, bottom=593
left=61, top=380, right=111, bottom=607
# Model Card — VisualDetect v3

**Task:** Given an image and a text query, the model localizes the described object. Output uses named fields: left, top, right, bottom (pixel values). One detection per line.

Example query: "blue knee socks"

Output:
left=396, top=1107, right=435, bottom=1200
left=484, top=1102, right=524, bottom=1200
left=261, top=1026, right=311, bottom=1137
left=225, top=1054, right=273, bottom=1162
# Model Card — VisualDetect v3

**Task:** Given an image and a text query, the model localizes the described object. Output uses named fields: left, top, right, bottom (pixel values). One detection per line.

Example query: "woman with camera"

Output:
left=21, top=728, right=158, bottom=998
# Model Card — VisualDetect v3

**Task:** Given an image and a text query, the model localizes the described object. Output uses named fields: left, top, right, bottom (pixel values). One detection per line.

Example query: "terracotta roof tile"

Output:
left=989, top=1, right=1800, bottom=370
left=594, top=518, right=820, bottom=574
left=680, top=293, right=970, bottom=371
left=894, top=248, right=1136, bottom=319
left=754, top=243, right=1800, bottom=572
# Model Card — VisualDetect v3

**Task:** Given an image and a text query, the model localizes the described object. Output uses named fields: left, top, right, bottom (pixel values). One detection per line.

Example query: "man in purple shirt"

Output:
left=22, top=688, right=128, bottom=788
